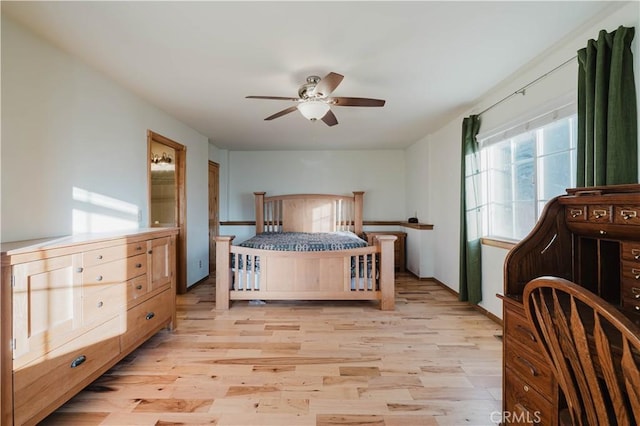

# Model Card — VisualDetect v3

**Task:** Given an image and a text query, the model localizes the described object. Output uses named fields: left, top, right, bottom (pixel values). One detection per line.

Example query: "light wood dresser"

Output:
left=0, top=228, right=178, bottom=425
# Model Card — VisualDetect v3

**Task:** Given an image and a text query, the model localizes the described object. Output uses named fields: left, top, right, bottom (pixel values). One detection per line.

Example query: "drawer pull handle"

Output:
left=70, top=355, right=87, bottom=368
left=635, top=293, right=640, bottom=300
left=135, top=263, right=143, bottom=268
left=136, top=246, right=143, bottom=251
left=632, top=269, right=640, bottom=280
left=632, top=287, right=640, bottom=295
left=146, top=312, right=155, bottom=320
left=593, top=209, right=607, bottom=219
left=635, top=306, right=640, bottom=312
left=516, top=324, right=537, bottom=342
left=96, top=275, right=103, bottom=282
left=600, top=230, right=607, bottom=235
left=76, top=267, right=84, bottom=273
left=632, top=249, right=640, bottom=260
left=136, top=284, right=143, bottom=290
left=516, top=356, right=538, bottom=377
left=148, top=250, right=153, bottom=254
left=570, top=209, right=583, bottom=218
left=622, top=210, right=638, bottom=220
left=96, top=255, right=103, bottom=260
left=97, top=301, right=103, bottom=308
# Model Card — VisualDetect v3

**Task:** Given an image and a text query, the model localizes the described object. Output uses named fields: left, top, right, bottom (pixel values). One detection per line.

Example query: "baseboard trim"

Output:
left=186, top=275, right=210, bottom=290
left=412, top=274, right=503, bottom=327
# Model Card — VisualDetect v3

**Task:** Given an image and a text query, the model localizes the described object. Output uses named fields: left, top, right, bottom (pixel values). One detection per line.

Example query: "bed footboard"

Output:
left=215, top=235, right=396, bottom=310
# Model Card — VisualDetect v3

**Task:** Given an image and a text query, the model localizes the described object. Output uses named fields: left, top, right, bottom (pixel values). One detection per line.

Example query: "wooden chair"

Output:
left=523, top=277, right=640, bottom=426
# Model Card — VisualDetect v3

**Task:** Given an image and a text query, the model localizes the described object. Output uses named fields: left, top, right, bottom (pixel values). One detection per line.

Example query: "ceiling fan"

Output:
left=246, top=72, right=385, bottom=127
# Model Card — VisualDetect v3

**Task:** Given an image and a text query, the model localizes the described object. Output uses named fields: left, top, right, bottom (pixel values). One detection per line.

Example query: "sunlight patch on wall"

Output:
left=72, top=187, right=139, bottom=234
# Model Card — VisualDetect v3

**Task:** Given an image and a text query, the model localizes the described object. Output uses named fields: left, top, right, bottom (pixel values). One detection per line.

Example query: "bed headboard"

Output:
left=254, top=192, right=364, bottom=235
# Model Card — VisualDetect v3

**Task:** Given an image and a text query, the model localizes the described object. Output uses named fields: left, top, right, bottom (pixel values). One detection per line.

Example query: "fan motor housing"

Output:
left=298, top=75, right=322, bottom=99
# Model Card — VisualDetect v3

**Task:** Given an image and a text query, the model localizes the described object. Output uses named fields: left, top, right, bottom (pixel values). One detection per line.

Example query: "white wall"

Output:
left=225, top=150, right=406, bottom=221
left=412, top=1, right=640, bottom=319
left=1, top=15, right=210, bottom=287
left=405, top=139, right=430, bottom=223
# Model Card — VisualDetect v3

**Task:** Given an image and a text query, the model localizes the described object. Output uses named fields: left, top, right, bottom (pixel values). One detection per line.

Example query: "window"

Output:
left=478, top=113, right=577, bottom=241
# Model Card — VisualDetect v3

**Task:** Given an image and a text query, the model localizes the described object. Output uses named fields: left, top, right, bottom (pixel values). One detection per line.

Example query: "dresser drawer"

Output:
left=505, top=339, right=554, bottom=399
left=504, top=368, right=554, bottom=426
left=121, top=288, right=173, bottom=351
left=127, top=241, right=148, bottom=257
left=82, top=242, right=148, bottom=268
left=13, top=315, right=122, bottom=426
left=82, top=282, right=127, bottom=326
left=127, top=275, right=150, bottom=303
left=83, top=253, right=147, bottom=286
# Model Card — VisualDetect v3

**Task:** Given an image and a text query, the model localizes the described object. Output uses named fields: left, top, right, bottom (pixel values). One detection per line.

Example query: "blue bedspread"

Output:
left=237, top=231, right=367, bottom=251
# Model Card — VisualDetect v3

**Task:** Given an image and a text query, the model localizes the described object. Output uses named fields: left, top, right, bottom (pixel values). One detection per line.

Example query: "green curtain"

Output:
left=577, top=26, right=637, bottom=186
left=459, top=115, right=482, bottom=304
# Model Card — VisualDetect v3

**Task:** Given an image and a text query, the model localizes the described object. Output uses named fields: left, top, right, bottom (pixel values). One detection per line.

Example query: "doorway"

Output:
left=208, top=161, right=220, bottom=274
left=147, top=130, right=187, bottom=294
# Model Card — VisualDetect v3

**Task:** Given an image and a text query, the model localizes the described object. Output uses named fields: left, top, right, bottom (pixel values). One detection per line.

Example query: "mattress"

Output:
left=237, top=231, right=368, bottom=252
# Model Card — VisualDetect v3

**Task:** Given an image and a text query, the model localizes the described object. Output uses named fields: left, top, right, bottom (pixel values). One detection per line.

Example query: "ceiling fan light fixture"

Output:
left=297, top=101, right=330, bottom=121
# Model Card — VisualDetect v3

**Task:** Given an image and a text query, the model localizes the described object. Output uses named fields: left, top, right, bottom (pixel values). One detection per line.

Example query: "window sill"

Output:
left=481, top=237, right=517, bottom=250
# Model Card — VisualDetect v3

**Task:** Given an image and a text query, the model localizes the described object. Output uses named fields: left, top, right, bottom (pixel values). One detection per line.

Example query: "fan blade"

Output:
left=312, top=72, right=344, bottom=97
left=329, top=97, right=385, bottom=107
left=246, top=96, right=300, bottom=101
left=264, top=105, right=299, bottom=121
left=321, top=109, right=338, bottom=127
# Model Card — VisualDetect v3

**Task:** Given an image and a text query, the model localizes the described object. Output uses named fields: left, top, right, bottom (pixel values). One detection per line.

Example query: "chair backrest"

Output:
left=523, top=277, right=640, bottom=426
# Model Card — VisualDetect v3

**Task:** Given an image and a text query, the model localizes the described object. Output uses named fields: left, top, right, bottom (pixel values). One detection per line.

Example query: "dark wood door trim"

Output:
left=208, top=161, right=220, bottom=275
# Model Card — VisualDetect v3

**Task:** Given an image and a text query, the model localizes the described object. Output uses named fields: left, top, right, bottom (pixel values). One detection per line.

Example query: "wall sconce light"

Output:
left=151, top=152, right=173, bottom=164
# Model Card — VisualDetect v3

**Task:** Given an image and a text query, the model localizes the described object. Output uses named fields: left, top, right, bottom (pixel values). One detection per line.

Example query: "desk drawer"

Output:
left=504, top=305, right=542, bottom=352
left=587, top=205, right=612, bottom=223
left=614, top=206, right=640, bottom=225
left=504, top=368, right=554, bottom=426
left=13, top=316, right=121, bottom=425
left=621, top=242, right=640, bottom=263
left=505, top=339, right=554, bottom=398
left=622, top=293, right=640, bottom=316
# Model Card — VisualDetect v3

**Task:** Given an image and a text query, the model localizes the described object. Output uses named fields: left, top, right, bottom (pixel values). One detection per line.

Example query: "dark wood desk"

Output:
left=502, top=184, right=640, bottom=425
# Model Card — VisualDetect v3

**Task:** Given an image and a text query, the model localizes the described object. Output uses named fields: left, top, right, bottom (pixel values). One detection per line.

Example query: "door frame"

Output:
left=208, top=161, right=220, bottom=275
left=147, top=130, right=187, bottom=294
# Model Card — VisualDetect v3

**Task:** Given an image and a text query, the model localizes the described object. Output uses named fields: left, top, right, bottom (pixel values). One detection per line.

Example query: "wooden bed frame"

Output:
left=215, top=191, right=396, bottom=310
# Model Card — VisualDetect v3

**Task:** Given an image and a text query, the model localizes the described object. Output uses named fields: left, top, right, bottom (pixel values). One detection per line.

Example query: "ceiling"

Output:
left=3, top=1, right=614, bottom=151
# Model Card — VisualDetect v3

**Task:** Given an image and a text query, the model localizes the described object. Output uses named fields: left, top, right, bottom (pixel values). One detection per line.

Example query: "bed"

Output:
left=215, top=191, right=396, bottom=310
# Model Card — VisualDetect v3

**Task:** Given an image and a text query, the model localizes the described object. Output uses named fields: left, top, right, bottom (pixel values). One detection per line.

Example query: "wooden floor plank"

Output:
left=39, top=273, right=503, bottom=425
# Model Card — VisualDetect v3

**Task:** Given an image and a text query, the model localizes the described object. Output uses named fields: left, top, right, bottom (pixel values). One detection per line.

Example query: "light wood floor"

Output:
left=41, top=273, right=503, bottom=426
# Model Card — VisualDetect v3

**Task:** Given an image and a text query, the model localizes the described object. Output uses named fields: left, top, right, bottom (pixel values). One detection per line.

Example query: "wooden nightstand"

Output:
left=364, top=231, right=406, bottom=272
